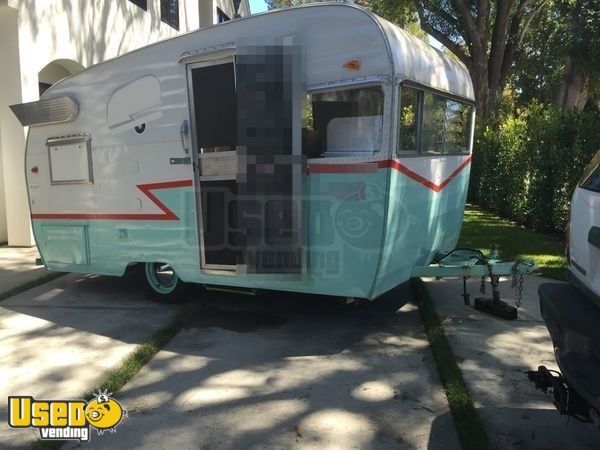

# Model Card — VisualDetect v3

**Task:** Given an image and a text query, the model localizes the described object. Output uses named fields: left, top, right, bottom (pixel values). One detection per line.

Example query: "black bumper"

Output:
left=539, top=282, right=600, bottom=413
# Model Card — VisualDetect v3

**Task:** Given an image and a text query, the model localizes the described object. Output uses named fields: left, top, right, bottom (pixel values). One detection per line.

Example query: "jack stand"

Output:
left=461, top=276, right=470, bottom=305
left=474, top=275, right=518, bottom=320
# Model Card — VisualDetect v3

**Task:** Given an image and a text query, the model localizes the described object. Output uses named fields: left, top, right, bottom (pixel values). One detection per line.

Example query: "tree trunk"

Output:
left=470, top=53, right=490, bottom=116
left=557, top=0, right=590, bottom=111
left=557, top=57, right=590, bottom=110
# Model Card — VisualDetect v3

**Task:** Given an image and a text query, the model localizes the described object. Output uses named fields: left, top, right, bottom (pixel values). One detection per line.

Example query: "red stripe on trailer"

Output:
left=308, top=155, right=472, bottom=192
left=32, top=157, right=472, bottom=221
left=384, top=156, right=472, bottom=192
left=308, top=162, right=380, bottom=174
left=31, top=179, right=193, bottom=221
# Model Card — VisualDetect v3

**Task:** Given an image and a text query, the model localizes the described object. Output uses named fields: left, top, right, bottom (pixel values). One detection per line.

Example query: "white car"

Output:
left=529, top=151, right=600, bottom=425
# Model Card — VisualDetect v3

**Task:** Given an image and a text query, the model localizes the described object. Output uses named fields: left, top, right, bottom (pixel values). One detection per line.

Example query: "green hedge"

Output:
left=469, top=104, right=600, bottom=233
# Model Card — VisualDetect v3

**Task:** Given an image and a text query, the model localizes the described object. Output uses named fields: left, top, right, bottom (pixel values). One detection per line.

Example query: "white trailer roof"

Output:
left=374, top=14, right=474, bottom=101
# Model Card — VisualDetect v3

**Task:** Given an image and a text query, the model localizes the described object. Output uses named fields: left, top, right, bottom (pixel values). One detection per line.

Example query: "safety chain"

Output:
left=511, top=262, right=524, bottom=308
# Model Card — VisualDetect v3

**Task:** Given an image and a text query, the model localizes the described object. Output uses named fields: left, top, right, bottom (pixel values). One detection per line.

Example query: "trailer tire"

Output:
left=143, top=262, right=188, bottom=302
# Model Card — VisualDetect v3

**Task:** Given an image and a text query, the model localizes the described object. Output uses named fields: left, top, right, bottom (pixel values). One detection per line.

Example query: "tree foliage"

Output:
left=555, top=0, right=600, bottom=109
left=472, top=103, right=600, bottom=232
left=507, top=1, right=567, bottom=106
left=413, top=0, right=552, bottom=116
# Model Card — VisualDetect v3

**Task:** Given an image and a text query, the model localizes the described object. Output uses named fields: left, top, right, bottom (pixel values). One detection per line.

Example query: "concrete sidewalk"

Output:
left=425, top=275, right=599, bottom=449
left=0, top=271, right=184, bottom=448
left=0, top=245, right=59, bottom=299
left=71, top=288, right=460, bottom=450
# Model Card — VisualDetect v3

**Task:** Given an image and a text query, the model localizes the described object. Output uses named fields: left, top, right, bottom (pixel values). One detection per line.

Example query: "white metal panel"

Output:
left=107, top=75, right=162, bottom=133
left=47, top=137, right=92, bottom=184
left=398, top=154, right=471, bottom=187
left=33, top=142, right=190, bottom=215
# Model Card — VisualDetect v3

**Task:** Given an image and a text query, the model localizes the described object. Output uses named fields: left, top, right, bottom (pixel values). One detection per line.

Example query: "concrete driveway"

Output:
left=425, top=275, right=600, bottom=450
left=68, top=287, right=459, bottom=450
left=0, top=271, right=185, bottom=448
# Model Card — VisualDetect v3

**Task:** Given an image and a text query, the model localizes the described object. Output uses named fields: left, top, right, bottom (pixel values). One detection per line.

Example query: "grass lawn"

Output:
left=457, top=204, right=567, bottom=281
left=411, top=279, right=491, bottom=450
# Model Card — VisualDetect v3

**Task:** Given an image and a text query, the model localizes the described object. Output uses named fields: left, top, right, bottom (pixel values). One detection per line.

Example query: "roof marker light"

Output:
left=343, top=58, right=361, bottom=71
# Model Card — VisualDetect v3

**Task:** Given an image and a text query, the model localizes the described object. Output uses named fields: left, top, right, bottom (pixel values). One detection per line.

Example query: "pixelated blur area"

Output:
left=236, top=39, right=304, bottom=274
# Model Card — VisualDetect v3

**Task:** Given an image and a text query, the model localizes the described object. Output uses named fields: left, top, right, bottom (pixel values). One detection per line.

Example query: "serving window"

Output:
left=302, top=86, right=384, bottom=158
left=397, top=85, right=473, bottom=156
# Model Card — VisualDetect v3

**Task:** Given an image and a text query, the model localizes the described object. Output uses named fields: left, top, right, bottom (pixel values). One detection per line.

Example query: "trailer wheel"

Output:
left=143, top=262, right=188, bottom=302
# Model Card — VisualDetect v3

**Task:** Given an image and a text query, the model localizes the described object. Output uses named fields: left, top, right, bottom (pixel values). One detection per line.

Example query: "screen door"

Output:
left=235, top=42, right=303, bottom=274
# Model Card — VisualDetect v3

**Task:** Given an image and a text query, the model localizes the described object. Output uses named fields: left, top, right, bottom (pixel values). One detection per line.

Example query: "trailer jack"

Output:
left=473, top=273, right=518, bottom=320
left=526, top=365, right=597, bottom=424
left=410, top=247, right=538, bottom=320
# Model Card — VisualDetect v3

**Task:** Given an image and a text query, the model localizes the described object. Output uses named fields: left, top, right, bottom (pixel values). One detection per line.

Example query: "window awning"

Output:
left=9, top=96, right=78, bottom=127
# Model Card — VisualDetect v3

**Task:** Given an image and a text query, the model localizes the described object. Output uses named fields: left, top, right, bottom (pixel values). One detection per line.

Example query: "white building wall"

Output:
left=0, top=0, right=248, bottom=246
left=0, top=123, right=6, bottom=244
left=0, top=5, right=23, bottom=245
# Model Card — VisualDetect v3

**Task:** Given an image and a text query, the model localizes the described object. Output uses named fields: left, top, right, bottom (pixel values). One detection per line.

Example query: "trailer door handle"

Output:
left=180, top=119, right=190, bottom=154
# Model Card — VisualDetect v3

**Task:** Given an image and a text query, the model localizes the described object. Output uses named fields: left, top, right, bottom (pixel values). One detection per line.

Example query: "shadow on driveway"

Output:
left=72, top=284, right=460, bottom=449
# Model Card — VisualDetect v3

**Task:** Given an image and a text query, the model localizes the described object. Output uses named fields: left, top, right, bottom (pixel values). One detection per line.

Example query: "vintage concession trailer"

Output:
left=11, top=3, right=475, bottom=301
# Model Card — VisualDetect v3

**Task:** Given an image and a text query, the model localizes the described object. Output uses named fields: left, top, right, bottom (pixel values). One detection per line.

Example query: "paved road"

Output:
left=67, top=286, right=459, bottom=450
left=0, top=271, right=184, bottom=448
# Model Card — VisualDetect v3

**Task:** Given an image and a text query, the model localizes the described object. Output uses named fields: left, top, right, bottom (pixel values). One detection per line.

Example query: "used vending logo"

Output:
left=8, top=390, right=126, bottom=442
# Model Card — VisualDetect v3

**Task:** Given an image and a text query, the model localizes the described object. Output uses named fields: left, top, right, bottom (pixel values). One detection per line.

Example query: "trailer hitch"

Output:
left=526, top=365, right=594, bottom=423
left=410, top=247, right=538, bottom=319
left=526, top=366, right=571, bottom=415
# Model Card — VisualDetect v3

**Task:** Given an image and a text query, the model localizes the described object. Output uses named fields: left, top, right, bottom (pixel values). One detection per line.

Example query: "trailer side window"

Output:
left=397, top=85, right=473, bottom=155
left=302, top=86, right=383, bottom=158
left=398, top=87, right=419, bottom=153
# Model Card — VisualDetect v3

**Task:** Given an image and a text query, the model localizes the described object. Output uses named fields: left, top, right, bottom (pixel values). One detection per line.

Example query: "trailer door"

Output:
left=188, top=56, right=241, bottom=270
left=235, top=42, right=303, bottom=274
left=187, top=43, right=303, bottom=274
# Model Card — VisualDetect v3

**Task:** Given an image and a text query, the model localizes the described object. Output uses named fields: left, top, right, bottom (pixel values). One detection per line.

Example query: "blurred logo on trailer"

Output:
left=334, top=182, right=384, bottom=251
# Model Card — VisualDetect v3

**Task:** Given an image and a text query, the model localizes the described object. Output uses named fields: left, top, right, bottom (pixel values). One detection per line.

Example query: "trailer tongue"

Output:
left=411, top=248, right=538, bottom=319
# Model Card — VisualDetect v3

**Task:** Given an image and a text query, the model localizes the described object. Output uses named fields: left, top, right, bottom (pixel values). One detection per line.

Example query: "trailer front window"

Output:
left=422, top=92, right=472, bottom=155
left=397, top=85, right=473, bottom=155
left=302, top=86, right=383, bottom=158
